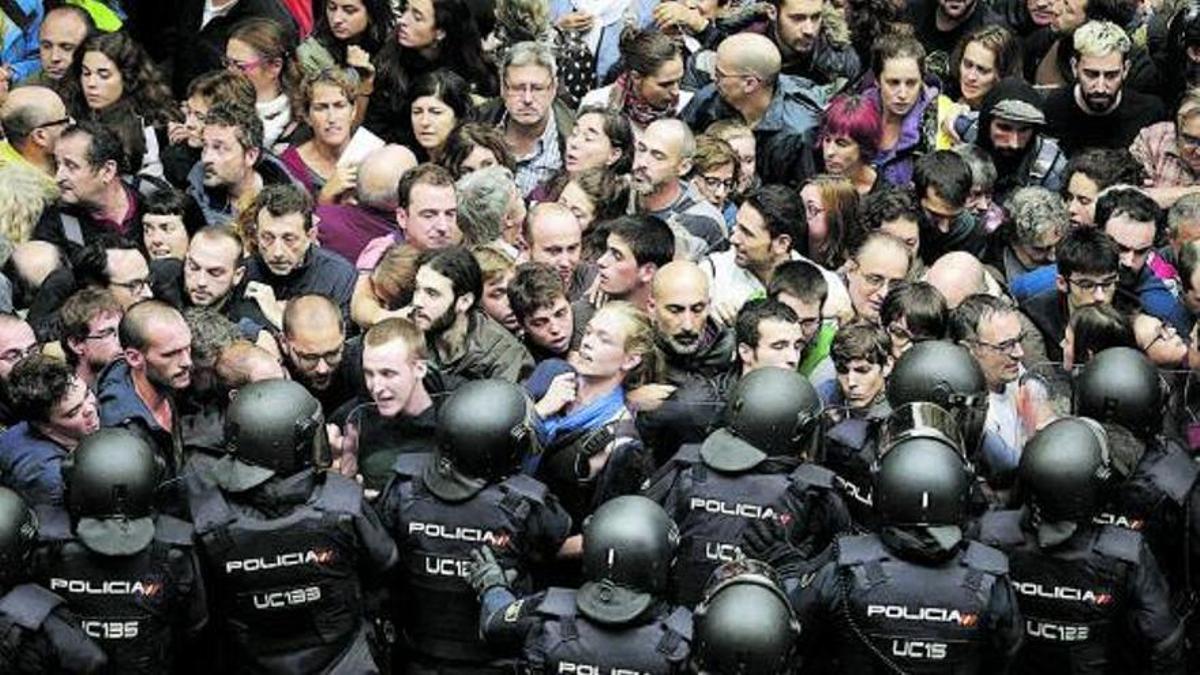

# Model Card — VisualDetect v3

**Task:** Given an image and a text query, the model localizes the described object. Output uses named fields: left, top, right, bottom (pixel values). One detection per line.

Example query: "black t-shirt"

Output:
left=1043, top=87, right=1168, bottom=156
left=907, top=0, right=1000, bottom=67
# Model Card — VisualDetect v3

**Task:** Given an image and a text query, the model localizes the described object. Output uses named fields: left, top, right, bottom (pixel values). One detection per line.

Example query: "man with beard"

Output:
left=907, top=0, right=1001, bottom=71
left=233, top=184, right=356, bottom=330
left=58, top=288, right=123, bottom=390
left=969, top=78, right=1068, bottom=203
left=96, top=300, right=192, bottom=477
left=649, top=260, right=736, bottom=384
left=1097, top=187, right=1193, bottom=335
left=183, top=226, right=245, bottom=314
left=410, top=246, right=533, bottom=391
left=767, top=0, right=860, bottom=85
left=1043, top=21, right=1167, bottom=156
left=0, top=354, right=99, bottom=506
left=632, top=119, right=727, bottom=254
left=279, top=294, right=362, bottom=415
left=186, top=101, right=295, bottom=227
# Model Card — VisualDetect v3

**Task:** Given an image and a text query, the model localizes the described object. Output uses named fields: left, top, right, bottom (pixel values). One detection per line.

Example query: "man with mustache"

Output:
left=632, top=119, right=726, bottom=253
left=967, top=78, right=1068, bottom=204
left=233, top=184, right=356, bottom=330
left=186, top=101, right=297, bottom=227
left=1043, top=21, right=1167, bottom=156
left=649, top=260, right=735, bottom=384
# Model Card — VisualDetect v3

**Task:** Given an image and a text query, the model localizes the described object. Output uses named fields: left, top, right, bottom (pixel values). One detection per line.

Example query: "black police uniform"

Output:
left=535, top=415, right=649, bottom=529
left=0, top=583, right=108, bottom=673
left=479, top=587, right=692, bottom=674
left=187, top=468, right=398, bottom=674
left=378, top=452, right=572, bottom=673
left=32, top=506, right=206, bottom=674
left=979, top=508, right=1185, bottom=673
left=647, top=433, right=851, bottom=607
left=792, top=532, right=1023, bottom=673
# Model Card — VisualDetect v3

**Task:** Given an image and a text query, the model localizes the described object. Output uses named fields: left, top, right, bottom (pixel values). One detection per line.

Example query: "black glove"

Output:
left=467, top=546, right=511, bottom=596
left=742, top=514, right=799, bottom=568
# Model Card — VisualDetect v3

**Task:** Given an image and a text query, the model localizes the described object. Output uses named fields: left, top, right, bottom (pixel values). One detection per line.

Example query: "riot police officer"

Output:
left=468, top=495, right=692, bottom=673
left=790, top=432, right=1023, bottom=673
left=978, top=416, right=1185, bottom=673
left=689, top=559, right=801, bottom=674
left=32, top=429, right=206, bottom=674
left=824, top=340, right=996, bottom=525
left=186, top=379, right=398, bottom=673
left=0, top=486, right=107, bottom=674
left=376, top=379, right=572, bottom=674
left=1072, top=347, right=1200, bottom=665
left=645, top=367, right=851, bottom=606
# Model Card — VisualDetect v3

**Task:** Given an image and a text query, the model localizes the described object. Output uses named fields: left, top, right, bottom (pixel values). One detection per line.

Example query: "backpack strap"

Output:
left=0, top=584, right=62, bottom=630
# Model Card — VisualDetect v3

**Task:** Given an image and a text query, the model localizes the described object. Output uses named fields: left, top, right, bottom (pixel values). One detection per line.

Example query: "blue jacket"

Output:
left=97, top=358, right=183, bottom=475
left=2, top=0, right=43, bottom=83
left=1011, top=263, right=1192, bottom=336
left=0, top=422, right=68, bottom=507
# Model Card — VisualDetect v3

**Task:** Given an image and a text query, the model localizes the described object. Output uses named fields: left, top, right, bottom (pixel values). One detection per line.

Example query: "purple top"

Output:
left=314, top=204, right=400, bottom=265
left=866, top=83, right=937, bottom=188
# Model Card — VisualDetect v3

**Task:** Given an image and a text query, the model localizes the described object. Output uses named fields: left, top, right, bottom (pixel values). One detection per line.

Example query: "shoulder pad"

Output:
left=34, top=505, right=71, bottom=542
left=790, top=463, right=836, bottom=490
left=827, top=419, right=871, bottom=449
left=978, top=510, right=1025, bottom=548
left=663, top=605, right=693, bottom=641
left=836, top=534, right=888, bottom=566
left=153, top=515, right=195, bottom=547
left=1147, top=445, right=1200, bottom=504
left=962, top=542, right=1009, bottom=576
left=188, top=482, right=235, bottom=534
left=536, top=587, right=578, bottom=618
left=1094, top=525, right=1142, bottom=564
left=316, top=474, right=363, bottom=514
left=500, top=474, right=549, bottom=504
left=671, top=443, right=703, bottom=466
left=0, top=584, right=63, bottom=629
left=391, top=452, right=431, bottom=478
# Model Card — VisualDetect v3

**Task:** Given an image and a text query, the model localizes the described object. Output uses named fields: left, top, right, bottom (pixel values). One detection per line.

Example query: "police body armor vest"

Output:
left=824, top=418, right=879, bottom=527
left=35, top=507, right=192, bottom=674
left=1096, top=439, right=1198, bottom=599
left=979, top=509, right=1140, bottom=673
left=391, top=453, right=550, bottom=663
left=834, top=533, right=1007, bottom=674
left=0, top=582, right=105, bottom=673
left=670, top=455, right=835, bottom=607
left=537, top=418, right=637, bottom=527
left=528, top=587, right=691, bottom=675
left=189, top=474, right=365, bottom=668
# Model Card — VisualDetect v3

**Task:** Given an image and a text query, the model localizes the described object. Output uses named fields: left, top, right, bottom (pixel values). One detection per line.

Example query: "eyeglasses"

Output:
left=34, top=116, right=72, bottom=130
left=109, top=277, right=151, bottom=295
left=0, top=343, right=39, bottom=364
left=1144, top=322, right=1176, bottom=351
left=700, top=175, right=735, bottom=192
left=713, top=66, right=756, bottom=83
left=84, top=327, right=118, bottom=341
left=857, top=271, right=901, bottom=293
left=222, top=56, right=268, bottom=73
left=971, top=332, right=1027, bottom=356
left=1067, top=275, right=1119, bottom=292
left=291, top=345, right=345, bottom=369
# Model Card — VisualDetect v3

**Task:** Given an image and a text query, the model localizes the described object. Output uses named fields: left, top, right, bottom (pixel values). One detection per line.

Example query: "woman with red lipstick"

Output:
left=70, top=31, right=178, bottom=178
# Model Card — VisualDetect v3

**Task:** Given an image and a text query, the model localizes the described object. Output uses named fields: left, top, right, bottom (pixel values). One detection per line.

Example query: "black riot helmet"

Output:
left=0, top=487, right=37, bottom=588
left=873, top=433, right=972, bottom=541
left=62, top=428, right=160, bottom=556
left=1072, top=347, right=1162, bottom=439
left=887, top=340, right=988, bottom=450
left=225, top=379, right=331, bottom=476
left=719, top=366, right=822, bottom=463
left=578, top=495, right=679, bottom=625
left=1019, top=417, right=1111, bottom=524
left=425, top=379, right=533, bottom=502
left=692, top=559, right=800, bottom=674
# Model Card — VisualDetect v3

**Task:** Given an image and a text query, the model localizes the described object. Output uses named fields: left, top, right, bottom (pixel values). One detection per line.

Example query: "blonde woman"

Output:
left=0, top=162, right=56, bottom=243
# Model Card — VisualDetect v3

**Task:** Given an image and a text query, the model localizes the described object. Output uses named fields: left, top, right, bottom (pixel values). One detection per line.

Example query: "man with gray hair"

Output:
left=682, top=32, right=825, bottom=187
left=456, top=165, right=524, bottom=248
left=314, top=144, right=418, bottom=263
left=989, top=186, right=1068, bottom=282
left=1043, top=20, right=1166, bottom=155
left=633, top=118, right=726, bottom=252
left=1164, top=192, right=1200, bottom=270
left=479, top=41, right=575, bottom=197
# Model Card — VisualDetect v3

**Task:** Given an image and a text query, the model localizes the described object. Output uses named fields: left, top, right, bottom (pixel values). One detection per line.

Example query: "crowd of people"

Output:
left=0, top=0, right=1196, bottom=671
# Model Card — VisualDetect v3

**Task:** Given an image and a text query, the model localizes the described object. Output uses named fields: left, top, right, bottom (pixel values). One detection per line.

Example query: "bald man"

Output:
left=279, top=293, right=363, bottom=413
left=524, top=202, right=585, bottom=293
left=316, top=144, right=419, bottom=263
left=37, top=6, right=92, bottom=81
left=215, top=340, right=285, bottom=395
left=681, top=32, right=824, bottom=187
left=1, top=85, right=69, bottom=176
left=96, top=300, right=192, bottom=474
left=634, top=119, right=726, bottom=253
left=650, top=260, right=736, bottom=383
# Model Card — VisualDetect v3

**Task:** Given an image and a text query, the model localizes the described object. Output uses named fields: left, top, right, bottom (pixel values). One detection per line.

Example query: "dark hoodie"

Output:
left=976, top=77, right=1067, bottom=198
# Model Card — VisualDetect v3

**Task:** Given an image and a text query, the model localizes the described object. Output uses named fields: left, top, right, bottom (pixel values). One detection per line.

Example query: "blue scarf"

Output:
left=526, top=385, right=626, bottom=474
